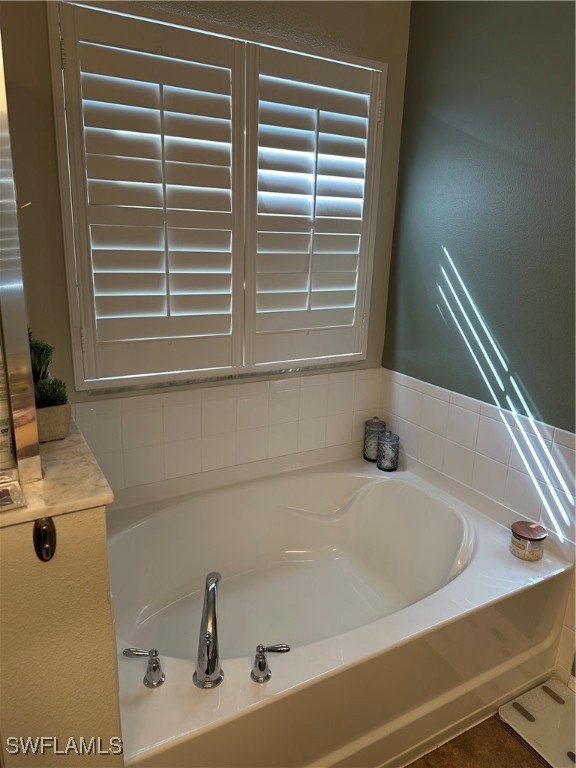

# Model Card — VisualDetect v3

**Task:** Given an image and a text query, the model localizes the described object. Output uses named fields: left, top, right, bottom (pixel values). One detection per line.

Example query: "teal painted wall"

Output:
left=383, top=1, right=575, bottom=432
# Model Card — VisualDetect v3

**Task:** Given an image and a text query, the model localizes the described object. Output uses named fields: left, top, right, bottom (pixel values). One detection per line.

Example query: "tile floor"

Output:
left=406, top=715, right=550, bottom=767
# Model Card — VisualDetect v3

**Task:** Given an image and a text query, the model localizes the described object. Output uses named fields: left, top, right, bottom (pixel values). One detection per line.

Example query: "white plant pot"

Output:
left=36, top=404, right=71, bottom=443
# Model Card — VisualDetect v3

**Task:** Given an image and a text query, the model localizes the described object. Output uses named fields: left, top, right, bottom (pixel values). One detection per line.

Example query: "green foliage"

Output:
left=34, top=378, right=68, bottom=409
left=29, top=330, right=67, bottom=407
left=29, top=331, right=54, bottom=385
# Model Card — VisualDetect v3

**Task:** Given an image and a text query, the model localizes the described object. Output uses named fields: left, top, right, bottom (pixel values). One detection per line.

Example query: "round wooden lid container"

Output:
left=511, top=520, right=548, bottom=541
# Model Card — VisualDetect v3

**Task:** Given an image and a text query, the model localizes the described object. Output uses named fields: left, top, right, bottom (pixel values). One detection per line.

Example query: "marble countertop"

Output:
left=0, top=421, right=113, bottom=528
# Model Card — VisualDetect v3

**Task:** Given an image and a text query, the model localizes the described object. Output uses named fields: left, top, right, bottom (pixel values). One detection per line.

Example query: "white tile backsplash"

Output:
left=121, top=409, right=163, bottom=449
left=163, top=402, right=201, bottom=443
left=548, top=442, right=576, bottom=494
left=299, top=385, right=328, bottom=420
left=418, top=429, right=445, bottom=471
left=300, top=373, right=331, bottom=387
left=476, top=415, right=512, bottom=465
left=269, top=377, right=299, bottom=393
left=164, top=438, right=202, bottom=479
left=394, top=417, right=420, bottom=458
left=351, top=368, right=380, bottom=383
left=235, top=426, right=269, bottom=464
left=554, top=428, right=576, bottom=450
left=353, top=378, right=380, bottom=412
left=420, top=380, right=450, bottom=401
left=237, top=392, right=269, bottom=431
left=201, top=433, right=236, bottom=471
left=268, top=421, right=298, bottom=457
left=449, top=391, right=482, bottom=413
left=75, top=399, right=121, bottom=417
left=541, top=485, right=575, bottom=534
left=509, top=427, right=551, bottom=482
left=379, top=367, right=575, bottom=544
left=516, top=413, right=555, bottom=442
left=325, top=412, right=354, bottom=447
left=269, top=388, right=300, bottom=424
left=82, top=369, right=381, bottom=494
left=557, top=626, right=576, bottom=677
left=124, top=444, right=165, bottom=487
left=387, top=369, right=420, bottom=390
left=161, top=388, right=202, bottom=406
left=93, top=450, right=124, bottom=491
left=75, top=414, right=122, bottom=454
left=201, top=384, right=237, bottom=401
left=202, top=397, right=236, bottom=436
left=390, top=384, right=422, bottom=424
left=481, top=401, right=515, bottom=426
left=472, top=453, right=508, bottom=501
left=235, top=381, right=269, bottom=398
left=328, top=370, right=356, bottom=385
left=443, top=440, right=475, bottom=486
left=79, top=364, right=574, bottom=549
left=327, top=382, right=355, bottom=415
left=446, top=404, right=479, bottom=450
left=420, top=395, right=449, bottom=436
left=298, top=416, right=327, bottom=452
left=120, top=394, right=161, bottom=412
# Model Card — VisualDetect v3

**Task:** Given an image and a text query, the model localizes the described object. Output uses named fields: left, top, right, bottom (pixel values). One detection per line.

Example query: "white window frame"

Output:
left=47, top=1, right=387, bottom=390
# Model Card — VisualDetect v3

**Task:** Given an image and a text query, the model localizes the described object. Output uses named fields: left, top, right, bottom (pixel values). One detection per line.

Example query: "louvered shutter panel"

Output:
left=60, top=5, right=243, bottom=381
left=57, top=6, right=385, bottom=386
left=245, top=46, right=382, bottom=367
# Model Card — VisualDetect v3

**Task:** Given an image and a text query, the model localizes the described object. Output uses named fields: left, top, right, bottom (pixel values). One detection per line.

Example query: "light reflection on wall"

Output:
left=438, top=246, right=574, bottom=543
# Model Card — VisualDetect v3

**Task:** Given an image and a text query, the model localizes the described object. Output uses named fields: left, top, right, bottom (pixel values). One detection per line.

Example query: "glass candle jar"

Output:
left=363, top=417, right=386, bottom=462
left=509, top=521, right=547, bottom=561
left=377, top=430, right=399, bottom=471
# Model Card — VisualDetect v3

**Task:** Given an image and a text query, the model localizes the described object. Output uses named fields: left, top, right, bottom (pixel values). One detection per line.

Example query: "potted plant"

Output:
left=29, top=331, right=71, bottom=442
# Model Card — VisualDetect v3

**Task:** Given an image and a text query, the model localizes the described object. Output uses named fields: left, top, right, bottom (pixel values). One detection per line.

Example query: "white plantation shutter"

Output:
left=60, top=5, right=243, bottom=381
left=55, top=4, right=385, bottom=386
left=245, top=46, right=382, bottom=367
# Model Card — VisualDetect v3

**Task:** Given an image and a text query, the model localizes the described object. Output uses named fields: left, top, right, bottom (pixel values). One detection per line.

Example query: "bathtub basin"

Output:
left=110, top=475, right=474, bottom=660
left=107, top=458, right=573, bottom=767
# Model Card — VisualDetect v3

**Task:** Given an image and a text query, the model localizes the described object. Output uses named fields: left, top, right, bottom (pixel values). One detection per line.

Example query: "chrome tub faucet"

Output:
left=123, top=647, right=166, bottom=688
left=250, top=643, right=290, bottom=683
left=193, top=571, right=224, bottom=689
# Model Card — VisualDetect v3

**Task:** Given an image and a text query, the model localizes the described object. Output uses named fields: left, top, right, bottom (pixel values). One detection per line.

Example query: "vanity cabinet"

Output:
left=0, top=426, right=123, bottom=767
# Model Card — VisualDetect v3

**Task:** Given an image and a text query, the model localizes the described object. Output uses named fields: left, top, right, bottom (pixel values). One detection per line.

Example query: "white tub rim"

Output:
left=108, top=458, right=574, bottom=763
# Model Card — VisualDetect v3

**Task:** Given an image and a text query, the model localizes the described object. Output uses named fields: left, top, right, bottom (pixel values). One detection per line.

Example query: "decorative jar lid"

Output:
left=511, top=521, right=548, bottom=541
left=364, top=416, right=386, bottom=432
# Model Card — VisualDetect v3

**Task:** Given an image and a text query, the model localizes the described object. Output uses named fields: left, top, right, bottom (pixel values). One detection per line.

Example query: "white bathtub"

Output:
left=107, top=459, right=573, bottom=767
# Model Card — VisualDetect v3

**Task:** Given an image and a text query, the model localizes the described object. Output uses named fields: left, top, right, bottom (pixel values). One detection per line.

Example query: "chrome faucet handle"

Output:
left=250, top=643, right=291, bottom=683
left=123, top=647, right=166, bottom=688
